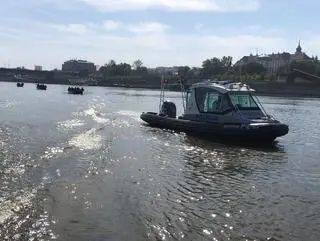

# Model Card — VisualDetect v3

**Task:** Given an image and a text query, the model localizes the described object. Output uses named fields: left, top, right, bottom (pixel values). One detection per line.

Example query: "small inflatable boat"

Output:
left=36, top=83, right=47, bottom=90
left=141, top=81, right=289, bottom=145
left=68, top=87, right=84, bottom=95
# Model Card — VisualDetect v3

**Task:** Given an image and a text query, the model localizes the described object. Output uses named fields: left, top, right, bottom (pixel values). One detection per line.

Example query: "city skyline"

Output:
left=1, top=0, right=320, bottom=70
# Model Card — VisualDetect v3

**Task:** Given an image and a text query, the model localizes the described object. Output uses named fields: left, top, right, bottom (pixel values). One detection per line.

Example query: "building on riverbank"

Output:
left=34, top=65, right=43, bottom=71
left=235, top=41, right=311, bottom=75
left=62, top=59, right=96, bottom=74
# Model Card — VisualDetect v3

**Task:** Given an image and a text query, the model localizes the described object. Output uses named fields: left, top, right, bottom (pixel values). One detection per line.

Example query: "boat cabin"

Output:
left=182, top=81, right=267, bottom=122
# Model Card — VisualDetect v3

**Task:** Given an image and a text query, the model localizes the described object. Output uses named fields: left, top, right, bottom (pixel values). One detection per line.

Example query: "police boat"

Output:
left=140, top=80, right=289, bottom=144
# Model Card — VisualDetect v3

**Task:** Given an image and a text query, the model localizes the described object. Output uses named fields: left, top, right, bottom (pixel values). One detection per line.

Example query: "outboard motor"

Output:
left=160, top=101, right=177, bottom=118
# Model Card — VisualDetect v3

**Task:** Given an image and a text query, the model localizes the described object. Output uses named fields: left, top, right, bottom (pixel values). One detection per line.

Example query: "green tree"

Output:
left=99, top=60, right=132, bottom=77
left=221, top=56, right=233, bottom=69
left=132, top=59, right=143, bottom=70
left=290, top=61, right=317, bottom=74
left=117, top=63, right=132, bottom=76
left=107, top=60, right=116, bottom=67
left=201, top=56, right=233, bottom=77
left=242, top=62, right=267, bottom=75
left=136, top=66, right=148, bottom=75
left=177, top=66, right=191, bottom=77
left=201, top=58, right=223, bottom=77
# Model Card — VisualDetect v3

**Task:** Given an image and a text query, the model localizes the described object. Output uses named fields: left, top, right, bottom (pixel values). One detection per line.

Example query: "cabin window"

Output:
left=186, top=90, right=191, bottom=106
left=219, top=95, right=232, bottom=112
left=195, top=87, right=232, bottom=113
left=204, top=92, right=220, bottom=112
left=229, top=93, right=259, bottom=110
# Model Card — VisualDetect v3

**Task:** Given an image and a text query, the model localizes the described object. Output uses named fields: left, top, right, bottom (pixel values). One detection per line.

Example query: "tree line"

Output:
left=95, top=56, right=320, bottom=82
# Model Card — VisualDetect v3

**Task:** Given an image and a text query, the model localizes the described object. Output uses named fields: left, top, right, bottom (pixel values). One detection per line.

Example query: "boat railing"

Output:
left=253, top=95, right=272, bottom=119
left=178, top=79, right=187, bottom=112
left=233, top=103, right=247, bottom=121
left=159, top=78, right=167, bottom=113
left=159, top=75, right=188, bottom=113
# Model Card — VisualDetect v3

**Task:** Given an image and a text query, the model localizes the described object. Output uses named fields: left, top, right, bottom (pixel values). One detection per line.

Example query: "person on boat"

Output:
left=214, top=96, right=222, bottom=110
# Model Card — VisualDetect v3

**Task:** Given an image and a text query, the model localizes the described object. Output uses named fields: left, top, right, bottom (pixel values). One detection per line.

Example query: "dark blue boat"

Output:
left=68, top=87, right=84, bottom=95
left=36, top=83, right=47, bottom=90
left=141, top=81, right=289, bottom=145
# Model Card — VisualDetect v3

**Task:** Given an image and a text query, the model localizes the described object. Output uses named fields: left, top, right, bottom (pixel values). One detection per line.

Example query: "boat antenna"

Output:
left=178, top=75, right=187, bottom=111
left=159, top=74, right=167, bottom=112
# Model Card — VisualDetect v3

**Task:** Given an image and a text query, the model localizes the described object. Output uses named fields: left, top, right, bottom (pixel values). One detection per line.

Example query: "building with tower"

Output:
left=235, top=41, right=311, bottom=75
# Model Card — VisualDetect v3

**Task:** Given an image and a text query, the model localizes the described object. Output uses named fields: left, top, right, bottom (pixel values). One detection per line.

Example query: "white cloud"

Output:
left=102, top=20, right=122, bottom=31
left=51, top=20, right=170, bottom=34
left=79, top=0, right=260, bottom=12
left=126, top=22, right=170, bottom=33
left=51, top=24, right=88, bottom=34
left=195, top=23, right=204, bottom=31
left=1, top=19, right=319, bottom=70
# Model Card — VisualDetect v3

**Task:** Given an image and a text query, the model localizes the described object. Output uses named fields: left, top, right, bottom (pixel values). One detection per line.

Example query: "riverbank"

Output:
left=100, top=82, right=320, bottom=98
left=2, top=77, right=320, bottom=98
left=248, top=82, right=320, bottom=98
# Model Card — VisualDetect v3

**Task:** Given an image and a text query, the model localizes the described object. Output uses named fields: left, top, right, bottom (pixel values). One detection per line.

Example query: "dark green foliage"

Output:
left=289, top=60, right=319, bottom=75
left=200, top=56, right=233, bottom=77
left=99, top=60, right=132, bottom=77
left=240, top=62, right=267, bottom=75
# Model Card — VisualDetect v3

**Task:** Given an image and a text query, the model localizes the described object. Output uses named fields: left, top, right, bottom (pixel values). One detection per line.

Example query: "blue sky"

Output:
left=0, top=0, right=319, bottom=70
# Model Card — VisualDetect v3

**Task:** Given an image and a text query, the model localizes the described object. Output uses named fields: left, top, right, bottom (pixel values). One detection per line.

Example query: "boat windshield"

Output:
left=229, top=92, right=260, bottom=110
left=195, top=87, right=233, bottom=113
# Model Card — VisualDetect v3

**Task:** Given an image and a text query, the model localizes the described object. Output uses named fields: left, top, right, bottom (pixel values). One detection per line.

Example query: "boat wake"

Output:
left=57, top=119, right=85, bottom=130
left=83, top=108, right=110, bottom=124
left=69, top=128, right=102, bottom=151
left=117, top=110, right=142, bottom=122
left=0, top=189, right=37, bottom=225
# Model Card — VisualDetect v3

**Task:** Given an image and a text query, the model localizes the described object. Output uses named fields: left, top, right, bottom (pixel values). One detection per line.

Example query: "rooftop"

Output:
left=191, top=81, right=255, bottom=93
left=64, top=59, right=94, bottom=64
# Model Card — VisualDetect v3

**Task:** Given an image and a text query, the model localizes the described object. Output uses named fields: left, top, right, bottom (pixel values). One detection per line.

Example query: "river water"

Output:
left=0, top=82, right=319, bottom=241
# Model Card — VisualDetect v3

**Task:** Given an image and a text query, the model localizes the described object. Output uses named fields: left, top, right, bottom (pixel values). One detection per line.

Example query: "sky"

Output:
left=0, top=0, right=319, bottom=70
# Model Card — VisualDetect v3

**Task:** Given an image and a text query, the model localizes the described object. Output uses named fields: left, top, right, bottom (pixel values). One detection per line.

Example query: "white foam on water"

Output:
left=84, top=108, right=110, bottom=124
left=203, top=229, right=213, bottom=235
left=4, top=165, right=26, bottom=175
left=57, top=119, right=85, bottom=130
left=28, top=211, right=58, bottom=240
left=117, top=110, right=142, bottom=122
left=110, top=119, right=132, bottom=128
left=69, top=128, right=102, bottom=150
left=0, top=189, right=37, bottom=225
left=0, top=100, right=20, bottom=108
left=41, top=146, right=64, bottom=160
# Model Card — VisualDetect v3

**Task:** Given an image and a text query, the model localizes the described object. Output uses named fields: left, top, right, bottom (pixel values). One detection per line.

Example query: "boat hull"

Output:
left=140, top=112, right=289, bottom=145
left=37, top=86, right=47, bottom=90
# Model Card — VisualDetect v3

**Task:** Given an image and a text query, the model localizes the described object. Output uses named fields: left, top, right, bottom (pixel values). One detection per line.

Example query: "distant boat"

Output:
left=67, top=86, right=84, bottom=95
left=36, top=83, right=47, bottom=90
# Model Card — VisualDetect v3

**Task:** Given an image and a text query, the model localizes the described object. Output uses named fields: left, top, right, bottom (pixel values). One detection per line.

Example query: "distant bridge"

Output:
left=287, top=69, right=320, bottom=83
